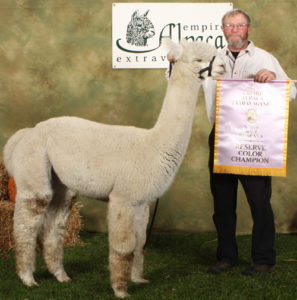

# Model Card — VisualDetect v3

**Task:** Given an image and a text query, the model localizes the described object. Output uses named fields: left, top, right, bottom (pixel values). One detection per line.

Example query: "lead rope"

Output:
left=144, top=198, right=159, bottom=249
left=144, top=63, right=172, bottom=249
left=144, top=62, right=170, bottom=249
left=144, top=56, right=215, bottom=249
left=168, top=61, right=173, bottom=78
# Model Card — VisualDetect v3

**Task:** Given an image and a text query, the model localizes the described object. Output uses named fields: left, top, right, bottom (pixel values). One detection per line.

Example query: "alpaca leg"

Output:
left=14, top=192, right=52, bottom=286
left=108, top=195, right=136, bottom=299
left=131, top=204, right=150, bottom=283
left=39, top=175, right=75, bottom=283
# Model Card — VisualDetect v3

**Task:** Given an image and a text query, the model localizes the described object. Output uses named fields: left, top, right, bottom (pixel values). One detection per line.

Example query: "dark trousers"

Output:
left=208, top=127, right=276, bottom=266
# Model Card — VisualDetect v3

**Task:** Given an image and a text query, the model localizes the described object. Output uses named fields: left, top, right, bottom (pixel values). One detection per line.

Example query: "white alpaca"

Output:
left=3, top=39, right=225, bottom=298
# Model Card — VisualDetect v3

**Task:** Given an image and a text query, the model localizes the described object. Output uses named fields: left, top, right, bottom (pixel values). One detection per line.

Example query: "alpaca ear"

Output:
left=180, top=38, right=192, bottom=53
left=131, top=10, right=139, bottom=21
left=143, top=10, right=149, bottom=17
left=162, top=38, right=182, bottom=61
left=180, top=38, right=189, bottom=47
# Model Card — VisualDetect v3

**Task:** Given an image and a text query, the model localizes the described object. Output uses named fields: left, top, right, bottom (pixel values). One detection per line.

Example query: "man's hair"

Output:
left=222, top=8, right=251, bottom=26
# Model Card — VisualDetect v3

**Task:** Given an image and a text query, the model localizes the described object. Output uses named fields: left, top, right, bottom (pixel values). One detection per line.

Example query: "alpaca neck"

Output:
left=153, top=63, right=201, bottom=149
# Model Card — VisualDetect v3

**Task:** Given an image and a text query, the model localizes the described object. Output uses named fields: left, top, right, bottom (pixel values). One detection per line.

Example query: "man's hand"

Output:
left=254, top=69, right=276, bottom=83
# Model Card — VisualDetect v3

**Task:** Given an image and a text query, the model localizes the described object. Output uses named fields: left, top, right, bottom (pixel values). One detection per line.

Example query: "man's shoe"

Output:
left=242, top=264, right=275, bottom=276
left=208, top=261, right=235, bottom=274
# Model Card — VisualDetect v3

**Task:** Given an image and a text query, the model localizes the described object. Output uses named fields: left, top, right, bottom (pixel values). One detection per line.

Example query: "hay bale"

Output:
left=0, top=201, right=14, bottom=251
left=0, top=162, right=9, bottom=201
left=0, top=200, right=83, bottom=252
left=64, top=202, right=83, bottom=247
left=0, top=160, right=82, bottom=251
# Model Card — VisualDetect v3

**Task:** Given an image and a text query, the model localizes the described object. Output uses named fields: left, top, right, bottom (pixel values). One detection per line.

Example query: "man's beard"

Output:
left=227, top=36, right=248, bottom=49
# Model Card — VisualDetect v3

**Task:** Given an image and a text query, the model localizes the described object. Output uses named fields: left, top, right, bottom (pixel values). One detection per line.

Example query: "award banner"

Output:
left=214, top=79, right=290, bottom=177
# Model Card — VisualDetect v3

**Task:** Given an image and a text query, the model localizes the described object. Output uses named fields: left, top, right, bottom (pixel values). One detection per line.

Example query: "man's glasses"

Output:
left=223, top=24, right=249, bottom=30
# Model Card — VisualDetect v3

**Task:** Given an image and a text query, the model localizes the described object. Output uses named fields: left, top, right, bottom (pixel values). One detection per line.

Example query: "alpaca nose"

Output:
left=214, top=57, right=226, bottom=72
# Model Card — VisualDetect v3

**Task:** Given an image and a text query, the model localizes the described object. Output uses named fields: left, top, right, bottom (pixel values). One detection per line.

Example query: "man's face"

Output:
left=222, top=13, right=250, bottom=49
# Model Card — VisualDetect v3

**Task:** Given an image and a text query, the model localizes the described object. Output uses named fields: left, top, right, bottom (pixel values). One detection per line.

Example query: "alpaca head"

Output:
left=164, top=39, right=225, bottom=80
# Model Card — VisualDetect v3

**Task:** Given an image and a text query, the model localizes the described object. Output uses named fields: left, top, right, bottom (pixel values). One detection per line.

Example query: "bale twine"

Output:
left=0, top=161, right=83, bottom=251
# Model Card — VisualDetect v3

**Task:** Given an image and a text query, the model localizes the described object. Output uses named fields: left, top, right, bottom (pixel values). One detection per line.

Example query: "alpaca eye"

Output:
left=194, top=59, right=202, bottom=62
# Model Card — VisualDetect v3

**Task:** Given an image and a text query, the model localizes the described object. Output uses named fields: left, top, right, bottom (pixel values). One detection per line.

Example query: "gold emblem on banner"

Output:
left=247, top=109, right=257, bottom=123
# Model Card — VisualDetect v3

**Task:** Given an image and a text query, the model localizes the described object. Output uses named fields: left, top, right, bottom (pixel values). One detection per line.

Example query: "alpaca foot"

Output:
left=112, top=284, right=130, bottom=299
left=19, top=270, right=38, bottom=287
left=114, top=289, right=130, bottom=299
left=131, top=276, right=149, bottom=284
left=54, top=269, right=71, bottom=283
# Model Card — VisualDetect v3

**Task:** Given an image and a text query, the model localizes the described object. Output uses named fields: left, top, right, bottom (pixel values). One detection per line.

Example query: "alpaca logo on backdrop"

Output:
left=116, top=9, right=159, bottom=53
left=126, top=10, right=155, bottom=47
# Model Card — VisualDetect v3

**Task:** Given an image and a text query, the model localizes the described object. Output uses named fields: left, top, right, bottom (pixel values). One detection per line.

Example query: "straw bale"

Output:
left=0, top=162, right=9, bottom=201
left=64, top=202, right=83, bottom=247
left=0, top=201, right=83, bottom=252
left=0, top=201, right=14, bottom=251
left=0, top=160, right=82, bottom=251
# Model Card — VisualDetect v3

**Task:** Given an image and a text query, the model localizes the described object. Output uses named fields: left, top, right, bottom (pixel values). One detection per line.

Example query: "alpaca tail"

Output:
left=3, top=128, right=31, bottom=176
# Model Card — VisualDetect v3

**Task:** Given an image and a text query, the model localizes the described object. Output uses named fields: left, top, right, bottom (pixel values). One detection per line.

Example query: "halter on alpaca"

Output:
left=168, top=55, right=216, bottom=79
left=198, top=55, right=216, bottom=79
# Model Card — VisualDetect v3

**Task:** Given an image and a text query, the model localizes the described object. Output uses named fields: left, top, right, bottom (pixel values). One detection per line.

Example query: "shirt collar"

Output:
left=223, top=41, right=255, bottom=57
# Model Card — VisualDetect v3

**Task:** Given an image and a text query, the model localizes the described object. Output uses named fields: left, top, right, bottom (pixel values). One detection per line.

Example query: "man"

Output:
left=203, top=8, right=297, bottom=276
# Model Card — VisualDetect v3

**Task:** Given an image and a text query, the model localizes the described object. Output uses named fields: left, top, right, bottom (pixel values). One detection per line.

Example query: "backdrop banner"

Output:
left=214, top=79, right=290, bottom=177
left=112, top=2, right=232, bottom=69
